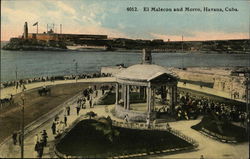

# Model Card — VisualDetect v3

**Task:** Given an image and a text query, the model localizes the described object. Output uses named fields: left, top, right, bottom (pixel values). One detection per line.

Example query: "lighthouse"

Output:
left=23, top=22, right=28, bottom=39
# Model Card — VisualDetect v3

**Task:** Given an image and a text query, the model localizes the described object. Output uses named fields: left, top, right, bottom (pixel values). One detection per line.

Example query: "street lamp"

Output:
left=20, top=93, right=25, bottom=159
left=73, top=59, right=78, bottom=83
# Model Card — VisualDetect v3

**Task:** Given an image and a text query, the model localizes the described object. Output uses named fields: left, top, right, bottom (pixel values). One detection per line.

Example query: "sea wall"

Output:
left=172, top=68, right=246, bottom=100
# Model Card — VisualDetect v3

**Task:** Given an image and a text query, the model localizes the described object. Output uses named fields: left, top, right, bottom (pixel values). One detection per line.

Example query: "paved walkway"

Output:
left=0, top=88, right=248, bottom=158
left=162, top=120, right=249, bottom=159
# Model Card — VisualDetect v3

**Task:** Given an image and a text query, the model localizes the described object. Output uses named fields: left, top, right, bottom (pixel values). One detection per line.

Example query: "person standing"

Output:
left=64, top=115, right=67, bottom=126
left=12, top=131, right=17, bottom=145
left=66, top=106, right=70, bottom=116
left=76, top=105, right=80, bottom=116
left=37, top=141, right=44, bottom=159
left=18, top=132, right=22, bottom=146
left=51, top=122, right=56, bottom=135
left=41, top=130, right=48, bottom=147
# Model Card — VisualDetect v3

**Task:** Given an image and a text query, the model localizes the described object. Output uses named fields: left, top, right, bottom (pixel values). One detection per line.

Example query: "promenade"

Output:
left=0, top=88, right=248, bottom=158
left=0, top=77, right=248, bottom=158
left=1, top=77, right=245, bottom=104
left=0, top=77, right=116, bottom=99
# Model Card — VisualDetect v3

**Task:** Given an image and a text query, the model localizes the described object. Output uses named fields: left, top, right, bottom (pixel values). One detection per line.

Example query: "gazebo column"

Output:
left=173, top=85, right=177, bottom=107
left=152, top=88, right=155, bottom=111
left=169, top=86, right=173, bottom=112
left=123, top=84, right=127, bottom=109
left=166, top=86, right=170, bottom=103
left=165, top=86, right=168, bottom=102
left=121, top=85, right=124, bottom=101
left=126, top=85, right=130, bottom=110
left=115, top=83, right=119, bottom=105
left=169, top=85, right=175, bottom=113
left=147, top=87, right=152, bottom=112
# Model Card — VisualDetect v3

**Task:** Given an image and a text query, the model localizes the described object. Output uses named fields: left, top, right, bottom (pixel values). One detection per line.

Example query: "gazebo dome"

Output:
left=116, top=64, right=177, bottom=81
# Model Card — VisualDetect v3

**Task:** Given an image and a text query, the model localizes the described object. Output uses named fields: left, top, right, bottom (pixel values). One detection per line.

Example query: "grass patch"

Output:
left=191, top=115, right=248, bottom=142
left=56, top=119, right=192, bottom=158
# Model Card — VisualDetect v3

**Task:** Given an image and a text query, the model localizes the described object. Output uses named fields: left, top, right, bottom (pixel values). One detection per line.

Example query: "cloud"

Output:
left=55, top=1, right=76, bottom=15
left=150, top=31, right=249, bottom=41
left=79, top=3, right=106, bottom=27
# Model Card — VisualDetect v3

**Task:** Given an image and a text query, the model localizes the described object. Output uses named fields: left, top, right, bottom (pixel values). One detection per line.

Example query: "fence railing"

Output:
left=111, top=120, right=199, bottom=147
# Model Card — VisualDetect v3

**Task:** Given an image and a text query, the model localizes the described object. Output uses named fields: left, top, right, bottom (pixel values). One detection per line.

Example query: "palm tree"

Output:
left=92, top=116, right=120, bottom=142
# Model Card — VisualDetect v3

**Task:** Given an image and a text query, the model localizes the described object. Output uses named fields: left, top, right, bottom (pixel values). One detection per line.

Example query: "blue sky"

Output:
left=1, top=0, right=249, bottom=41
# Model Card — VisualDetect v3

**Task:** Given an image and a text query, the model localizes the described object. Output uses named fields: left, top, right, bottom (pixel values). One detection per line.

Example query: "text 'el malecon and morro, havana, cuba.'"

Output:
left=126, top=6, right=239, bottom=12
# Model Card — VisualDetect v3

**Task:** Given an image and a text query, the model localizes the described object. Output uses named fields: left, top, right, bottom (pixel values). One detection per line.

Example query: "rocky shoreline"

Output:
left=2, top=38, right=67, bottom=51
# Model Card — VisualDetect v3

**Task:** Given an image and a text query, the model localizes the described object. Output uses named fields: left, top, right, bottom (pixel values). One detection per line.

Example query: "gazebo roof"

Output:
left=116, top=64, right=178, bottom=82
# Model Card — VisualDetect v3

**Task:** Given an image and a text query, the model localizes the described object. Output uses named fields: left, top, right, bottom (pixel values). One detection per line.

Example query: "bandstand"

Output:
left=114, top=49, right=179, bottom=121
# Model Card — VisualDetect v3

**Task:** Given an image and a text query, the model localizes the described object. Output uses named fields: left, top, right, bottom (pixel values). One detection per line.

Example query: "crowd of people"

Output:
left=175, top=91, right=249, bottom=127
left=1, top=72, right=112, bottom=89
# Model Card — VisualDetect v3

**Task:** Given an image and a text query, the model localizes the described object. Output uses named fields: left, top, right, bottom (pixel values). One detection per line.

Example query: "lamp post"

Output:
left=73, top=59, right=78, bottom=83
left=20, top=93, right=25, bottom=159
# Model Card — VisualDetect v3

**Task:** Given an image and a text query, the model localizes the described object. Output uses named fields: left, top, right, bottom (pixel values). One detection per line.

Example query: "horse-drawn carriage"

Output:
left=0, top=94, right=14, bottom=107
left=38, top=86, right=51, bottom=96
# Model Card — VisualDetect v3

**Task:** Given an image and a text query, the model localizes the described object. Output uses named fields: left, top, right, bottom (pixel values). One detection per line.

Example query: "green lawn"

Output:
left=56, top=119, right=192, bottom=158
left=191, top=115, right=248, bottom=142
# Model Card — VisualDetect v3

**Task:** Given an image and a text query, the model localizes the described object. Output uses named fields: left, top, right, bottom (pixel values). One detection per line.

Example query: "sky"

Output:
left=1, top=0, right=250, bottom=41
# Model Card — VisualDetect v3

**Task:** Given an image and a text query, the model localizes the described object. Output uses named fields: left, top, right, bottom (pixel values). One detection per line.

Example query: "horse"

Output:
left=38, top=87, right=51, bottom=96
left=0, top=95, right=14, bottom=108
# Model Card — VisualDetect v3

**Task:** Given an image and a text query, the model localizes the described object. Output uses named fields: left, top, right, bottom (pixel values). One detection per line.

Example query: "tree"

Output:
left=92, top=116, right=120, bottom=142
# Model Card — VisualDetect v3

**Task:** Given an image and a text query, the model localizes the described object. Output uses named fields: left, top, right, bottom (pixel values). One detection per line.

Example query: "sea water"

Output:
left=1, top=49, right=249, bottom=82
